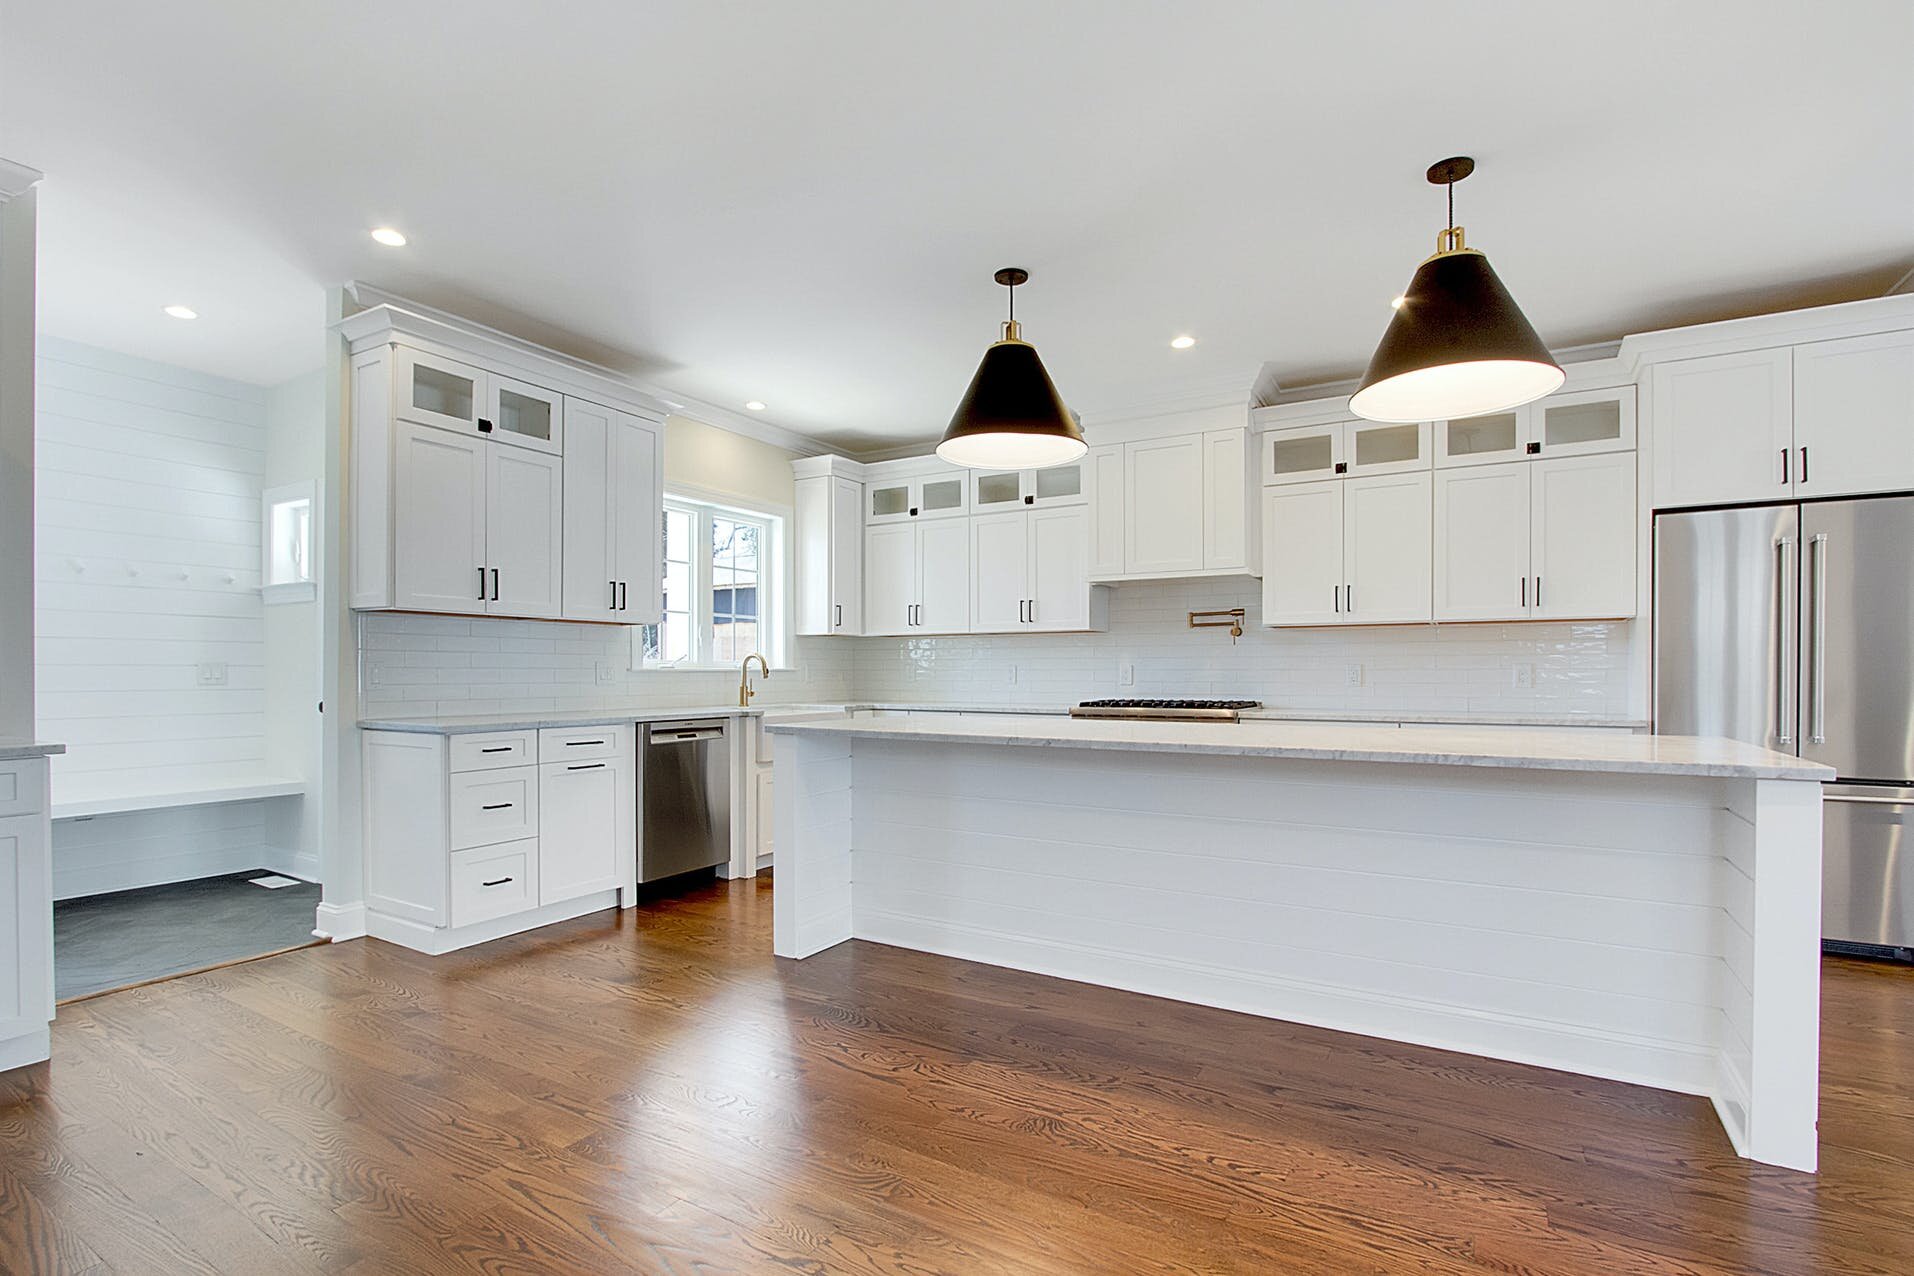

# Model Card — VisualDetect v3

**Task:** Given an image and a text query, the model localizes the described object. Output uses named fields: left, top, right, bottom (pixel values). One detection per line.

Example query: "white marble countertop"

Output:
left=0, top=739, right=66, bottom=760
left=765, top=714, right=1831, bottom=781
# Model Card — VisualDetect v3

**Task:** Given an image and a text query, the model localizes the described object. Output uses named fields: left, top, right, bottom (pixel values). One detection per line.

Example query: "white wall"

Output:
left=263, top=370, right=325, bottom=878
left=0, top=169, right=37, bottom=740
left=854, top=576, right=1636, bottom=720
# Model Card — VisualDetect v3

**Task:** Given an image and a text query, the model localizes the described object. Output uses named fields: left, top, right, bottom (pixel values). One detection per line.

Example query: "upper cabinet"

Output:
left=1648, top=327, right=1914, bottom=510
left=1261, top=474, right=1433, bottom=627
left=971, top=461, right=1089, bottom=514
left=971, top=505, right=1106, bottom=633
left=1264, top=419, right=1432, bottom=485
left=1088, top=424, right=1258, bottom=582
left=345, top=307, right=667, bottom=622
left=561, top=398, right=662, bottom=624
left=867, top=464, right=971, bottom=523
left=1435, top=387, right=1635, bottom=468
left=794, top=461, right=864, bottom=636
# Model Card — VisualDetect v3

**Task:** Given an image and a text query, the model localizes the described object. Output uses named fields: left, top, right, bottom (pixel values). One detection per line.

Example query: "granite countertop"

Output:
left=764, top=715, right=1830, bottom=781
left=0, top=739, right=66, bottom=761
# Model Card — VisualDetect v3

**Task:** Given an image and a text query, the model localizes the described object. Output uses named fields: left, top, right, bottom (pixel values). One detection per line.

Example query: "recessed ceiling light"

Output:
left=744, top=401, right=766, bottom=411
left=370, top=227, right=408, bottom=247
left=1390, top=295, right=1406, bottom=310
left=163, top=304, right=198, bottom=320
left=1170, top=334, right=1196, bottom=350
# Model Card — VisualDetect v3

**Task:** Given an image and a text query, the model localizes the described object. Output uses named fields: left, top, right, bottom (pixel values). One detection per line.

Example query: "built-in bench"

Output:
left=51, top=768, right=310, bottom=900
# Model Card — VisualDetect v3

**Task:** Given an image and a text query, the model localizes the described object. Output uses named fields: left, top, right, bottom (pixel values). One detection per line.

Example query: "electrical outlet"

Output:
left=366, top=663, right=387, bottom=687
left=1007, top=664, right=1019, bottom=685
left=196, top=661, right=228, bottom=687
left=1345, top=663, right=1363, bottom=687
left=595, top=661, right=617, bottom=685
left=1118, top=662, right=1136, bottom=687
left=1512, top=662, right=1536, bottom=690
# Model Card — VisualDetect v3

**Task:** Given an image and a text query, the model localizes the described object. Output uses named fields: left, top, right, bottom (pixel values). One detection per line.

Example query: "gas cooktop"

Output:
left=1069, top=698, right=1262, bottom=722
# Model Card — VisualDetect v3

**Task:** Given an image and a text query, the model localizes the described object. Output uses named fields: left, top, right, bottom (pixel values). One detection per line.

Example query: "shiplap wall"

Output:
left=34, top=339, right=287, bottom=896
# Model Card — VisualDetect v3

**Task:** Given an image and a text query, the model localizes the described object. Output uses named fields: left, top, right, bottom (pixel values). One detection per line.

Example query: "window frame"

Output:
left=635, top=491, right=790, bottom=671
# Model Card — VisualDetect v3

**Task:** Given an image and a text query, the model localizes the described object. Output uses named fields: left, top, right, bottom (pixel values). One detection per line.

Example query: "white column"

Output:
left=1741, top=776, right=1824, bottom=1172
left=771, top=733, right=854, bottom=959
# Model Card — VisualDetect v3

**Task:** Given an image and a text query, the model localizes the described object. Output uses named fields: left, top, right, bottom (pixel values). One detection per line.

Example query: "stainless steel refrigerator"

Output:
left=1655, top=496, right=1914, bottom=958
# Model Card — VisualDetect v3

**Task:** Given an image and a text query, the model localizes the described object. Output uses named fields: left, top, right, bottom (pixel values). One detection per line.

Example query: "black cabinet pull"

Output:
left=1521, top=577, right=1526, bottom=607
left=1346, top=584, right=1355, bottom=612
left=564, top=739, right=605, bottom=747
left=1334, top=585, right=1340, bottom=613
left=1800, top=446, right=1809, bottom=484
left=1781, top=448, right=1789, bottom=485
left=481, top=877, right=512, bottom=887
left=567, top=763, right=605, bottom=771
left=478, top=418, right=494, bottom=433
left=1024, top=494, right=1034, bottom=505
left=610, top=579, right=617, bottom=609
left=490, top=568, right=500, bottom=601
left=1535, top=576, right=1543, bottom=607
left=619, top=581, right=627, bottom=611
left=481, top=802, right=513, bottom=811
left=480, top=746, right=512, bottom=754
left=1526, top=441, right=1541, bottom=455
left=478, top=567, right=487, bottom=601
left=833, top=603, right=842, bottom=627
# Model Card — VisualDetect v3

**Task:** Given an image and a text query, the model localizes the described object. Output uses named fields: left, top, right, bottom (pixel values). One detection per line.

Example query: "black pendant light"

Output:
left=1350, top=157, right=1564, bottom=423
left=936, top=268, right=1087, bottom=469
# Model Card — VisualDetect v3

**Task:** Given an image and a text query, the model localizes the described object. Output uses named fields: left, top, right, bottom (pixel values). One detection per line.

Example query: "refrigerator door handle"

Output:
left=1775, top=537, right=1797, bottom=747
left=1808, top=532, right=1829, bottom=745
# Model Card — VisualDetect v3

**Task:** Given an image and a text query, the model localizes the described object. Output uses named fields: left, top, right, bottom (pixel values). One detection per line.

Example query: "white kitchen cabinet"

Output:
left=487, top=373, right=563, bottom=454
left=1087, top=445, right=1126, bottom=576
left=753, top=768, right=774, bottom=865
left=1434, top=463, right=1531, bottom=621
left=393, top=420, right=488, bottom=613
left=1123, top=434, right=1204, bottom=574
left=794, top=471, right=864, bottom=635
left=562, top=398, right=663, bottom=623
left=363, top=725, right=637, bottom=955
left=1531, top=452, right=1636, bottom=620
left=1433, top=454, right=1635, bottom=622
left=868, top=466, right=970, bottom=523
left=971, top=461, right=1089, bottom=514
left=1265, top=420, right=1432, bottom=485
left=1793, top=329, right=1914, bottom=499
left=538, top=730, right=633, bottom=905
left=484, top=444, right=562, bottom=618
left=395, top=346, right=487, bottom=435
left=1342, top=474, right=1433, bottom=624
left=1260, top=482, right=1344, bottom=626
left=0, top=759, right=52, bottom=1073
left=1436, top=387, right=1635, bottom=469
left=864, top=520, right=971, bottom=635
left=1261, top=476, right=1431, bottom=626
left=1650, top=348, right=1793, bottom=510
left=969, top=506, right=1104, bottom=633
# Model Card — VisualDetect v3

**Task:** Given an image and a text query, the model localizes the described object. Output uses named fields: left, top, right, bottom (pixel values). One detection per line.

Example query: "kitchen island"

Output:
left=765, top=715, right=1831, bottom=1171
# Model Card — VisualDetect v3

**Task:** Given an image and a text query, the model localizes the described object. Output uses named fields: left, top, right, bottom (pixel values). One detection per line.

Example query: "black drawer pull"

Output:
left=564, top=739, right=605, bottom=747
left=480, top=746, right=513, bottom=753
left=481, top=802, right=513, bottom=811
left=481, top=877, right=513, bottom=887
left=567, top=763, right=605, bottom=771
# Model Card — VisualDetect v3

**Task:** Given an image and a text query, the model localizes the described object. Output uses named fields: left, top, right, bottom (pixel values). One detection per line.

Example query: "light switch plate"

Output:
left=595, top=661, right=617, bottom=685
left=197, top=661, right=228, bottom=687
left=1512, top=662, right=1536, bottom=690
left=1345, top=664, right=1363, bottom=687
left=1118, top=662, right=1136, bottom=687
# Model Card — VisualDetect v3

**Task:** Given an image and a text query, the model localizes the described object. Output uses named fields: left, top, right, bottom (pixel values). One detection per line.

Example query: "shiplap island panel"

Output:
left=767, top=715, right=1829, bottom=1171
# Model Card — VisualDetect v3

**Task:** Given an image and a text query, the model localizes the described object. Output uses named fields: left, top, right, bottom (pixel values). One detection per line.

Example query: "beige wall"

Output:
left=664, top=413, right=798, bottom=511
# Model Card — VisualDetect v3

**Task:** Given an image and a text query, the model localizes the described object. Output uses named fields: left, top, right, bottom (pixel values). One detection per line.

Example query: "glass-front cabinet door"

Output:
left=487, top=374, right=563, bottom=454
left=1531, top=387, right=1635, bottom=459
left=395, top=346, right=486, bottom=435
left=1030, top=461, right=1086, bottom=506
left=1263, top=422, right=1343, bottom=485
left=1435, top=409, right=1525, bottom=467
left=972, top=469, right=1027, bottom=510
left=1344, top=420, right=1431, bottom=477
left=867, top=469, right=971, bottom=523
left=867, top=479, right=913, bottom=523
left=918, top=472, right=969, bottom=518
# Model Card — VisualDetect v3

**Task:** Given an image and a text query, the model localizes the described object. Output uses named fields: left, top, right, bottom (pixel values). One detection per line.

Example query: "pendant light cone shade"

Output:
left=1350, top=158, right=1563, bottom=423
left=936, top=268, right=1086, bottom=469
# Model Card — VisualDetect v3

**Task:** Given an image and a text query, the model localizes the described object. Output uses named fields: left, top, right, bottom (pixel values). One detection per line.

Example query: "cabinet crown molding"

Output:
left=1616, top=294, right=1914, bottom=372
left=0, top=157, right=43, bottom=201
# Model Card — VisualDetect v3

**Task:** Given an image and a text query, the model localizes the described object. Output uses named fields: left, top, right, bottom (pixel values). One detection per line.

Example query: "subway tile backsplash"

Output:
left=359, top=579, right=1637, bottom=721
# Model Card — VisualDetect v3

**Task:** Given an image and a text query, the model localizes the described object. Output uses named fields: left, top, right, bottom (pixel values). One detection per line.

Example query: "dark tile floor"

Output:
left=53, top=870, right=321, bottom=1000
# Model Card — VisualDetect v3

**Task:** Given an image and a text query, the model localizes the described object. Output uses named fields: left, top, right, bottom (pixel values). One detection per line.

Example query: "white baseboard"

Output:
left=0, top=1027, right=51, bottom=1073
left=365, top=890, right=621, bottom=956
left=313, top=901, right=368, bottom=942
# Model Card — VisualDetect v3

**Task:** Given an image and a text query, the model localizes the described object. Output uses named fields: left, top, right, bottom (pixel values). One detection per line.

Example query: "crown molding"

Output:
left=0, top=158, right=43, bottom=202
left=1614, top=293, right=1914, bottom=371
left=338, top=281, right=829, bottom=457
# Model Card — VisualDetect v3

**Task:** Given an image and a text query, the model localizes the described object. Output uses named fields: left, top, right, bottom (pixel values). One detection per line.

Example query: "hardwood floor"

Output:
left=2, top=876, right=1910, bottom=1275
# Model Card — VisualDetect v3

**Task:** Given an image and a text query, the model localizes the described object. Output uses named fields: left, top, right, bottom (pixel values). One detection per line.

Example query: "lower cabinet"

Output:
left=0, top=758, right=53, bottom=1073
left=364, top=724, right=635, bottom=953
left=1261, top=474, right=1432, bottom=627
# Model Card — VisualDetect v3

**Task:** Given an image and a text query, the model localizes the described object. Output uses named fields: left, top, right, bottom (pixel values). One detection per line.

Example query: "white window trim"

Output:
left=634, top=488, right=794, bottom=672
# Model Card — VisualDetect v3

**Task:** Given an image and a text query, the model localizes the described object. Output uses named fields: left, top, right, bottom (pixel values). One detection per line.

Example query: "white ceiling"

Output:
left=4, top=1, right=1910, bottom=455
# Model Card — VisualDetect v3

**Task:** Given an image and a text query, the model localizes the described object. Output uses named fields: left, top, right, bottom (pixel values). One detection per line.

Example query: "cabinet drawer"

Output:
left=538, top=725, right=627, bottom=762
left=449, top=731, right=536, bottom=772
left=449, top=767, right=539, bottom=849
left=0, top=762, right=43, bottom=817
left=450, top=840, right=539, bottom=926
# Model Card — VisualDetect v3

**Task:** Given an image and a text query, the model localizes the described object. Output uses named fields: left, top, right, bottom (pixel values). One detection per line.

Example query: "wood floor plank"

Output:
left=4, top=876, right=1912, bottom=1275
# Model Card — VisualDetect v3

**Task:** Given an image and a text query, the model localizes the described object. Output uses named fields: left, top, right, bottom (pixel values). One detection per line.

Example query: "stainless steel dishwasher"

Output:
left=640, top=718, right=730, bottom=882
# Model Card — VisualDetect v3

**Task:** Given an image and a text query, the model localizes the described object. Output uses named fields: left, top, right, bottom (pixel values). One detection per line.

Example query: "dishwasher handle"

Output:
left=648, top=722, right=726, bottom=744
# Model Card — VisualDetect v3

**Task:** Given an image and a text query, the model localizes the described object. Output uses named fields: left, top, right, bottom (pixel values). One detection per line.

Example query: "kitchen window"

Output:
left=636, top=496, right=786, bottom=668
